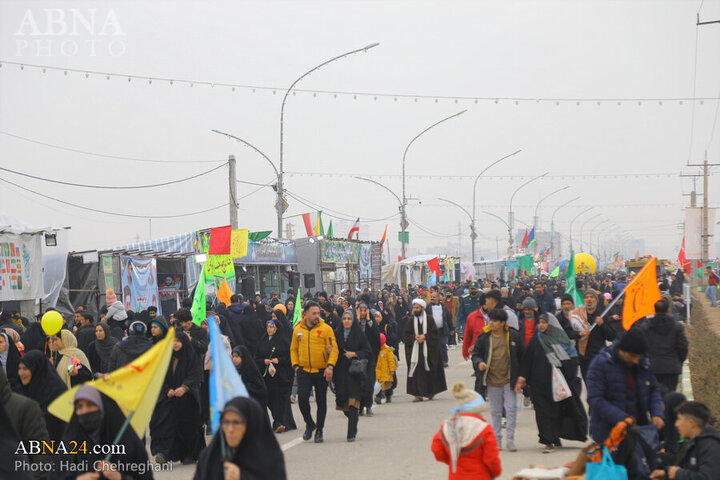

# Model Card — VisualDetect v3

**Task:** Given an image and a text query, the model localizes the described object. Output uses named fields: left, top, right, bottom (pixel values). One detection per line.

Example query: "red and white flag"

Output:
left=301, top=213, right=314, bottom=237
left=678, top=236, right=690, bottom=274
left=347, top=218, right=360, bottom=239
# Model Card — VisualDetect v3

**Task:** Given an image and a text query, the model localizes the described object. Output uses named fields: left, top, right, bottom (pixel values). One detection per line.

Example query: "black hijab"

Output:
left=20, top=321, right=46, bottom=353
left=334, top=312, right=370, bottom=358
left=54, top=389, right=151, bottom=479
left=168, top=332, right=201, bottom=390
left=0, top=331, right=22, bottom=391
left=271, top=310, right=292, bottom=342
left=215, top=311, right=237, bottom=346
left=93, top=323, right=119, bottom=364
left=232, top=345, right=268, bottom=408
left=18, top=350, right=67, bottom=409
left=193, top=397, right=286, bottom=480
left=661, top=391, right=687, bottom=456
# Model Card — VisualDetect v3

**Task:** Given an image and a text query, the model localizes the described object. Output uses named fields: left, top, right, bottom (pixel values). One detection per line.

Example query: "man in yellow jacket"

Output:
left=291, top=300, right=339, bottom=443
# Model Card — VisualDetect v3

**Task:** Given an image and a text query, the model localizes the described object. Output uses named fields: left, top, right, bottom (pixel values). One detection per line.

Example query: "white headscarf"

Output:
left=409, top=299, right=430, bottom=377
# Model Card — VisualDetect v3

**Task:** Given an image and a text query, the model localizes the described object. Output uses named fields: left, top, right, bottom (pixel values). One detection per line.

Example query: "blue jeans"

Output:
left=706, top=285, right=717, bottom=307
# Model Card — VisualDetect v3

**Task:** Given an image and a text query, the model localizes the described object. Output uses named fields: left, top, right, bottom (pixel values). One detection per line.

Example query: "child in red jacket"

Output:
left=431, top=382, right=502, bottom=480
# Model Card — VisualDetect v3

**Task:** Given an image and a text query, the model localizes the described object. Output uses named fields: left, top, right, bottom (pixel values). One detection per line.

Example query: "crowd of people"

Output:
left=0, top=267, right=718, bottom=479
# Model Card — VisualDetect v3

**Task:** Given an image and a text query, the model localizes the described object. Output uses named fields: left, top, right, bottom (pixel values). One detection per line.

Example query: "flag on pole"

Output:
left=427, top=271, right=437, bottom=288
left=302, top=213, right=314, bottom=236
left=208, top=225, right=232, bottom=255
left=565, top=251, right=584, bottom=306
left=348, top=218, right=360, bottom=239
left=380, top=224, right=388, bottom=253
left=527, top=227, right=536, bottom=247
left=314, top=211, right=325, bottom=236
left=293, top=288, right=302, bottom=326
left=622, top=257, right=662, bottom=330
left=427, top=257, right=442, bottom=277
left=208, top=318, right=248, bottom=435
left=678, top=237, right=690, bottom=274
left=49, top=327, right=177, bottom=438
left=520, top=229, right=529, bottom=248
left=327, top=220, right=334, bottom=237
left=190, top=269, right=206, bottom=326
left=549, top=265, right=560, bottom=278
left=216, top=278, right=233, bottom=307
left=230, top=229, right=249, bottom=258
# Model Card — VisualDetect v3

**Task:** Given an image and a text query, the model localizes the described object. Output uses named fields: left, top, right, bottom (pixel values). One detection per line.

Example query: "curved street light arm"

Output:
left=534, top=185, right=570, bottom=219
left=355, top=176, right=402, bottom=206
left=472, top=149, right=522, bottom=220
left=211, top=129, right=279, bottom=178
left=438, top=198, right=473, bottom=223
left=481, top=210, right=510, bottom=229
left=509, top=171, right=549, bottom=213
left=550, top=196, right=581, bottom=226
left=402, top=110, right=467, bottom=202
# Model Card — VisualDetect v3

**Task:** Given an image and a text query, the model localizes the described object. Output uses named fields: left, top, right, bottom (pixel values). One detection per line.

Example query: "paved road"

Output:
left=155, top=346, right=586, bottom=479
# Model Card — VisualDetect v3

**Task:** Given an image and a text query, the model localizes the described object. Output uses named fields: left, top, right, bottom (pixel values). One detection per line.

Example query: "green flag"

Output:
left=565, top=251, right=584, bottom=306
left=293, top=288, right=302, bottom=327
left=248, top=231, right=272, bottom=242
left=549, top=266, right=560, bottom=278
left=327, top=220, right=334, bottom=238
left=190, top=269, right=206, bottom=326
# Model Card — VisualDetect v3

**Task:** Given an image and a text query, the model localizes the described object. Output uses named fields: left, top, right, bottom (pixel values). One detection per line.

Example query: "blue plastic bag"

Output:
left=586, top=446, right=628, bottom=480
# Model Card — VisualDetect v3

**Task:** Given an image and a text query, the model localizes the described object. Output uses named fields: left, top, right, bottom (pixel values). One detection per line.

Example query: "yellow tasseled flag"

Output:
left=217, top=278, right=233, bottom=307
left=48, top=327, right=176, bottom=437
left=230, top=229, right=249, bottom=258
left=622, top=257, right=662, bottom=330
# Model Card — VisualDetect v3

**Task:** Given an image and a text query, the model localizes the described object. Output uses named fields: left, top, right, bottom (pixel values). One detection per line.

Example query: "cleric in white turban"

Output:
left=403, top=297, right=447, bottom=402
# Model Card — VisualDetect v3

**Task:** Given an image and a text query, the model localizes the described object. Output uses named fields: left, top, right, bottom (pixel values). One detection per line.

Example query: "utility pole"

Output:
left=457, top=222, right=462, bottom=258
left=685, top=152, right=719, bottom=287
left=285, top=222, right=295, bottom=240
left=228, top=155, right=238, bottom=229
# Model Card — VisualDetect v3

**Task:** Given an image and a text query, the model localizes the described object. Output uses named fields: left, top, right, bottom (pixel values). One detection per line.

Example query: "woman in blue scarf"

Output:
left=514, top=312, right=587, bottom=453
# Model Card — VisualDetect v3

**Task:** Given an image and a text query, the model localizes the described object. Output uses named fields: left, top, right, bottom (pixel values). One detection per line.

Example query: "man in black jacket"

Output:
left=637, top=299, right=688, bottom=393
left=572, top=289, right=617, bottom=382
left=427, top=291, right=454, bottom=368
left=533, top=282, right=556, bottom=314
left=74, top=312, right=96, bottom=354
left=176, top=308, right=209, bottom=358
left=107, top=320, right=153, bottom=371
left=472, top=308, right=523, bottom=452
left=650, top=401, right=720, bottom=480
left=556, top=294, right=580, bottom=341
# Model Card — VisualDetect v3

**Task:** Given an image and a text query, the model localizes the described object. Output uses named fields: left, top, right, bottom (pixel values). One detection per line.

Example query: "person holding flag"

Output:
left=569, top=290, right=617, bottom=383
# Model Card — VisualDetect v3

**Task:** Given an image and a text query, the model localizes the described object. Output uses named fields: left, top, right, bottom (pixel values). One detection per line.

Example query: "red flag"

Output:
left=302, top=213, right=314, bottom=237
left=380, top=224, right=388, bottom=253
left=427, top=257, right=441, bottom=276
left=520, top=229, right=529, bottom=248
left=347, top=218, right=360, bottom=239
left=678, top=237, right=690, bottom=274
left=208, top=225, right=232, bottom=255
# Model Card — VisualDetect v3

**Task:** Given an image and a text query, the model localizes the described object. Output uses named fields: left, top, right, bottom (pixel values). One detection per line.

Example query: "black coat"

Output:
left=239, top=306, right=265, bottom=355
left=51, top=392, right=151, bottom=480
left=583, top=307, right=617, bottom=359
left=254, top=333, right=293, bottom=387
left=193, top=397, right=286, bottom=480
left=425, top=303, right=454, bottom=336
left=471, top=327, right=523, bottom=387
left=233, top=345, right=268, bottom=409
left=674, top=425, right=720, bottom=480
left=18, top=351, right=68, bottom=442
left=333, top=321, right=372, bottom=407
left=183, top=324, right=209, bottom=358
left=74, top=323, right=96, bottom=354
left=107, top=335, right=152, bottom=371
left=637, top=314, right=688, bottom=375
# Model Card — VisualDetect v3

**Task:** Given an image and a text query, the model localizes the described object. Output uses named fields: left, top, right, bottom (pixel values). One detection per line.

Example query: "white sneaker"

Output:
left=506, top=441, right=517, bottom=452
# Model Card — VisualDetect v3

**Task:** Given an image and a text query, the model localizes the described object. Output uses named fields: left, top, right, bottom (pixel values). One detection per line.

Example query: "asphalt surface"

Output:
left=153, top=345, right=587, bottom=479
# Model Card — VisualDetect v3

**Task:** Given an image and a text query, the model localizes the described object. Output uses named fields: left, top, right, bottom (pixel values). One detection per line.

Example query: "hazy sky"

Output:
left=1, top=0, right=719, bottom=260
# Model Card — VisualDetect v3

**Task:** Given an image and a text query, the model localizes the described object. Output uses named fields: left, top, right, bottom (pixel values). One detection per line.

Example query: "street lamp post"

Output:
left=532, top=186, right=570, bottom=254
left=550, top=196, right=580, bottom=262
left=481, top=211, right=513, bottom=257
left=355, top=176, right=402, bottom=256
left=400, top=110, right=467, bottom=259
left=276, top=43, right=380, bottom=238
left=438, top=197, right=473, bottom=257
left=468, top=150, right=522, bottom=263
left=508, top=172, right=549, bottom=254
left=589, top=219, right=610, bottom=257
left=579, top=214, right=602, bottom=251
left=569, top=207, right=594, bottom=255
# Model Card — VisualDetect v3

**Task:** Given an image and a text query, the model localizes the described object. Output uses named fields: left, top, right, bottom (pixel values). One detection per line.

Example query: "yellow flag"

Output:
left=48, top=328, right=176, bottom=437
left=230, top=229, right=249, bottom=258
left=622, top=257, right=662, bottom=330
left=217, top=278, right=233, bottom=307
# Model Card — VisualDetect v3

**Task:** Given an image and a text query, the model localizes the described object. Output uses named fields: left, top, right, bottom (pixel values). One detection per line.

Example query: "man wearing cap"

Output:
left=586, top=328, right=665, bottom=443
left=403, top=299, right=447, bottom=402
left=456, top=282, right=482, bottom=341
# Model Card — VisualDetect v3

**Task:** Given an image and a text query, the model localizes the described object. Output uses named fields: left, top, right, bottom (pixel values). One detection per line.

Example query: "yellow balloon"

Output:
left=41, top=311, right=64, bottom=336
left=574, top=252, right=597, bottom=274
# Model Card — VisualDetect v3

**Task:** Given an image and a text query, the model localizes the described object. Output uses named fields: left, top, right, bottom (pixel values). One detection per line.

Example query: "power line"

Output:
left=0, top=177, right=228, bottom=219
left=285, top=171, right=695, bottom=181
left=285, top=189, right=399, bottom=223
left=3, top=60, right=720, bottom=104
left=0, top=130, right=226, bottom=164
left=237, top=178, right=276, bottom=187
left=0, top=163, right=227, bottom=189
